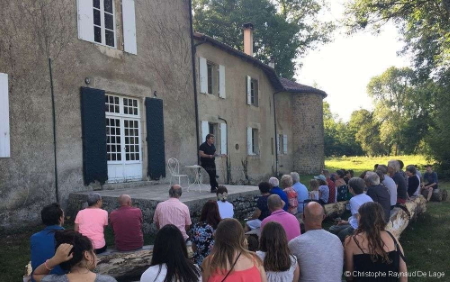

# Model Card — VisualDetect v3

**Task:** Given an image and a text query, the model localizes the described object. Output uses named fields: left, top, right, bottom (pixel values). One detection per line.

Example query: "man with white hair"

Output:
left=377, top=165, right=397, bottom=209
left=365, top=172, right=391, bottom=222
left=110, top=194, right=143, bottom=251
left=291, top=172, right=309, bottom=213
left=268, top=176, right=288, bottom=211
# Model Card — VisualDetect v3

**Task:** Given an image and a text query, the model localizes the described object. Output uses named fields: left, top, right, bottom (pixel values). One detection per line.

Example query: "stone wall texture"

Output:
left=66, top=190, right=260, bottom=235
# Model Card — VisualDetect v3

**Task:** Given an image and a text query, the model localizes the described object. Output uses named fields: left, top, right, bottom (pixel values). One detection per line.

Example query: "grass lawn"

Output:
left=1, top=155, right=448, bottom=282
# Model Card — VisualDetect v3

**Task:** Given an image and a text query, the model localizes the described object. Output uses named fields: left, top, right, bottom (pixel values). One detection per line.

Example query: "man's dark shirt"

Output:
left=366, top=184, right=391, bottom=222
left=424, top=172, right=438, bottom=189
left=407, top=176, right=420, bottom=197
left=393, top=172, right=408, bottom=200
left=110, top=206, right=143, bottom=251
left=257, top=195, right=271, bottom=221
left=199, top=142, right=216, bottom=166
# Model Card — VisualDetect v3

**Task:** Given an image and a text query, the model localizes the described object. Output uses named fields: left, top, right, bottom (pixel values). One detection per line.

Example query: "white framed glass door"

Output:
left=105, top=95, right=142, bottom=182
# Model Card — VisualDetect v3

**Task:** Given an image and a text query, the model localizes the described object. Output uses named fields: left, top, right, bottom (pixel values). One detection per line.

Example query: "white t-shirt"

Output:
left=256, top=251, right=297, bottom=282
left=217, top=201, right=234, bottom=219
left=140, top=264, right=202, bottom=282
left=349, top=193, right=373, bottom=229
left=382, top=175, right=397, bottom=206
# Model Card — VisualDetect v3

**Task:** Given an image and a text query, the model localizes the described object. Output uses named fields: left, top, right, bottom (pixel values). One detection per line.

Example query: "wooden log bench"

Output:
left=421, top=188, right=448, bottom=202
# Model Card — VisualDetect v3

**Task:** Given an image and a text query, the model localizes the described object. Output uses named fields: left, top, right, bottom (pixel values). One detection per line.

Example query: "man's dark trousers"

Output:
left=202, top=163, right=218, bottom=191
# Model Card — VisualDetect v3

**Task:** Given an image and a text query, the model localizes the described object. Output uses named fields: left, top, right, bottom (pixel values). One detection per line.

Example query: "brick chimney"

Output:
left=243, top=23, right=254, bottom=56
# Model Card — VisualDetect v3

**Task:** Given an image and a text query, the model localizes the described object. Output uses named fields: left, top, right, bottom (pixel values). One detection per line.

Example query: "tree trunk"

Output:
left=421, top=188, right=448, bottom=202
left=385, top=196, right=427, bottom=239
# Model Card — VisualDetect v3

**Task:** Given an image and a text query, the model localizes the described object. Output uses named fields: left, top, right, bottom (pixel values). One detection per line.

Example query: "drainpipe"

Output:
left=273, top=90, right=283, bottom=177
left=188, top=0, right=206, bottom=164
left=218, top=116, right=230, bottom=184
left=48, top=58, right=59, bottom=203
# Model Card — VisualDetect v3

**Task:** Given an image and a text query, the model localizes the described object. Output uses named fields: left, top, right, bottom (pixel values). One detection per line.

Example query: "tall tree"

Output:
left=193, top=0, right=333, bottom=79
left=349, top=109, right=387, bottom=156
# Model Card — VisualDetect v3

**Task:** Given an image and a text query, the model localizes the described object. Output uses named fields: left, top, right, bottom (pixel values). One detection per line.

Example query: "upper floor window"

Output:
left=93, top=0, right=116, bottom=47
left=246, top=76, right=258, bottom=106
left=77, top=0, right=137, bottom=54
left=199, top=57, right=226, bottom=98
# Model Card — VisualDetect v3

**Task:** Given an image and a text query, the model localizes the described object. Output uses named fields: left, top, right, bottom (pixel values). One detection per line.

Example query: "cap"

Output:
left=314, top=175, right=326, bottom=182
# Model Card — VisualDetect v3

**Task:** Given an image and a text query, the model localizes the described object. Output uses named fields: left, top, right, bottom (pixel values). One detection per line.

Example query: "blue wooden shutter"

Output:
left=145, top=97, right=166, bottom=180
left=80, top=87, right=107, bottom=185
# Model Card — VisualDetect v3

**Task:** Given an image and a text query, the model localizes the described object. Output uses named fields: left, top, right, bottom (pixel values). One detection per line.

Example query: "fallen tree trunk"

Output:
left=95, top=245, right=193, bottom=280
left=385, top=196, right=427, bottom=239
left=421, top=188, right=448, bottom=202
left=324, top=201, right=348, bottom=218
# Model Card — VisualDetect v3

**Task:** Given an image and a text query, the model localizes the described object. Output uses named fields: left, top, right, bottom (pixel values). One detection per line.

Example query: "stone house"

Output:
left=194, top=24, right=326, bottom=184
left=0, top=0, right=197, bottom=229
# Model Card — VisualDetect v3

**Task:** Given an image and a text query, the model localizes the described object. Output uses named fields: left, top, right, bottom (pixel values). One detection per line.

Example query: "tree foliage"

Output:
left=192, top=0, right=334, bottom=79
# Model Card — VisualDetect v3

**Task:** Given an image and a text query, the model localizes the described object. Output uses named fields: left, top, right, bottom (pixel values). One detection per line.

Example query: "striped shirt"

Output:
left=153, top=198, right=192, bottom=240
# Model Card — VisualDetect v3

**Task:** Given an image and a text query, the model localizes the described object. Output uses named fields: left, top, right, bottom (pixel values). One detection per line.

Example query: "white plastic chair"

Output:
left=167, top=158, right=190, bottom=188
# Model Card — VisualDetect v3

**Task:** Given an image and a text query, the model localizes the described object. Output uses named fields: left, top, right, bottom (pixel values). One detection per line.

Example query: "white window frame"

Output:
left=105, top=94, right=141, bottom=164
left=93, top=0, right=117, bottom=48
left=0, top=73, right=10, bottom=158
left=247, top=127, right=259, bottom=155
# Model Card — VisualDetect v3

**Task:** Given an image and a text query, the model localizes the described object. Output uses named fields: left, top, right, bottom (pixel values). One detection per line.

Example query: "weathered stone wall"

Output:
left=292, top=93, right=325, bottom=174
left=0, top=0, right=196, bottom=230
left=66, top=190, right=259, bottom=235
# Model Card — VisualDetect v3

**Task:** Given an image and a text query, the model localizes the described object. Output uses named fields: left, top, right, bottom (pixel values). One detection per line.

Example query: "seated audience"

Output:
left=405, top=165, right=420, bottom=197
left=74, top=193, right=108, bottom=254
left=141, top=224, right=201, bottom=282
left=314, top=175, right=329, bottom=205
left=323, top=169, right=336, bottom=203
left=388, top=160, right=408, bottom=204
left=344, top=202, right=407, bottom=282
left=423, top=164, right=438, bottom=201
left=261, top=195, right=301, bottom=242
left=246, top=182, right=272, bottom=230
left=216, top=186, right=234, bottom=219
left=31, top=203, right=66, bottom=280
left=280, top=174, right=298, bottom=215
left=365, top=172, right=391, bottom=223
left=330, top=177, right=373, bottom=241
left=309, top=179, right=320, bottom=201
left=334, top=170, right=347, bottom=187
left=110, top=194, right=143, bottom=252
left=290, top=172, right=309, bottom=213
left=268, top=177, right=289, bottom=211
left=377, top=165, right=397, bottom=209
left=191, top=200, right=221, bottom=265
left=289, top=202, right=343, bottom=282
left=257, top=222, right=299, bottom=282
left=202, top=218, right=267, bottom=282
left=398, top=159, right=409, bottom=186
left=153, top=184, right=191, bottom=241
left=33, top=230, right=117, bottom=282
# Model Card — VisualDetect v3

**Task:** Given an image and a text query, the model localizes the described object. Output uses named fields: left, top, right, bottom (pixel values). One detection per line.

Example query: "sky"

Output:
left=295, top=0, right=411, bottom=122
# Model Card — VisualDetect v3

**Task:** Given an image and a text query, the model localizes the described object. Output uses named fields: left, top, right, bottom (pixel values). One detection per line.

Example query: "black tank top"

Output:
left=352, top=232, right=403, bottom=281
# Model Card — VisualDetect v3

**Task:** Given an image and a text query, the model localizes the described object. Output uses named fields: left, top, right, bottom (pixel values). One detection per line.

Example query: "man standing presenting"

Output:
left=199, top=134, right=222, bottom=193
left=110, top=194, right=143, bottom=251
left=153, top=184, right=192, bottom=241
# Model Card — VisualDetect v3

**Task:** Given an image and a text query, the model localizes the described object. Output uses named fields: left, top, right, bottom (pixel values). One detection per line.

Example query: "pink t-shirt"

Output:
left=75, top=208, right=108, bottom=249
left=153, top=198, right=191, bottom=240
left=261, top=209, right=301, bottom=242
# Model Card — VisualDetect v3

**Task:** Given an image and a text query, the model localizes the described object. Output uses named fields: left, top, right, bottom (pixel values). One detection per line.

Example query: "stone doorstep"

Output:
left=102, top=180, right=161, bottom=190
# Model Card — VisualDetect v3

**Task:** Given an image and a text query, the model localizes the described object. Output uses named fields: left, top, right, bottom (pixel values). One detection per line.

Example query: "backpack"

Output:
left=337, top=185, right=351, bottom=201
left=284, top=187, right=298, bottom=214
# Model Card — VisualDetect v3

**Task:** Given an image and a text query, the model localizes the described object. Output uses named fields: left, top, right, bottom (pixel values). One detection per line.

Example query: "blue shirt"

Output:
left=270, top=187, right=289, bottom=211
left=292, top=182, right=309, bottom=213
left=424, top=172, right=438, bottom=189
left=31, top=225, right=66, bottom=280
